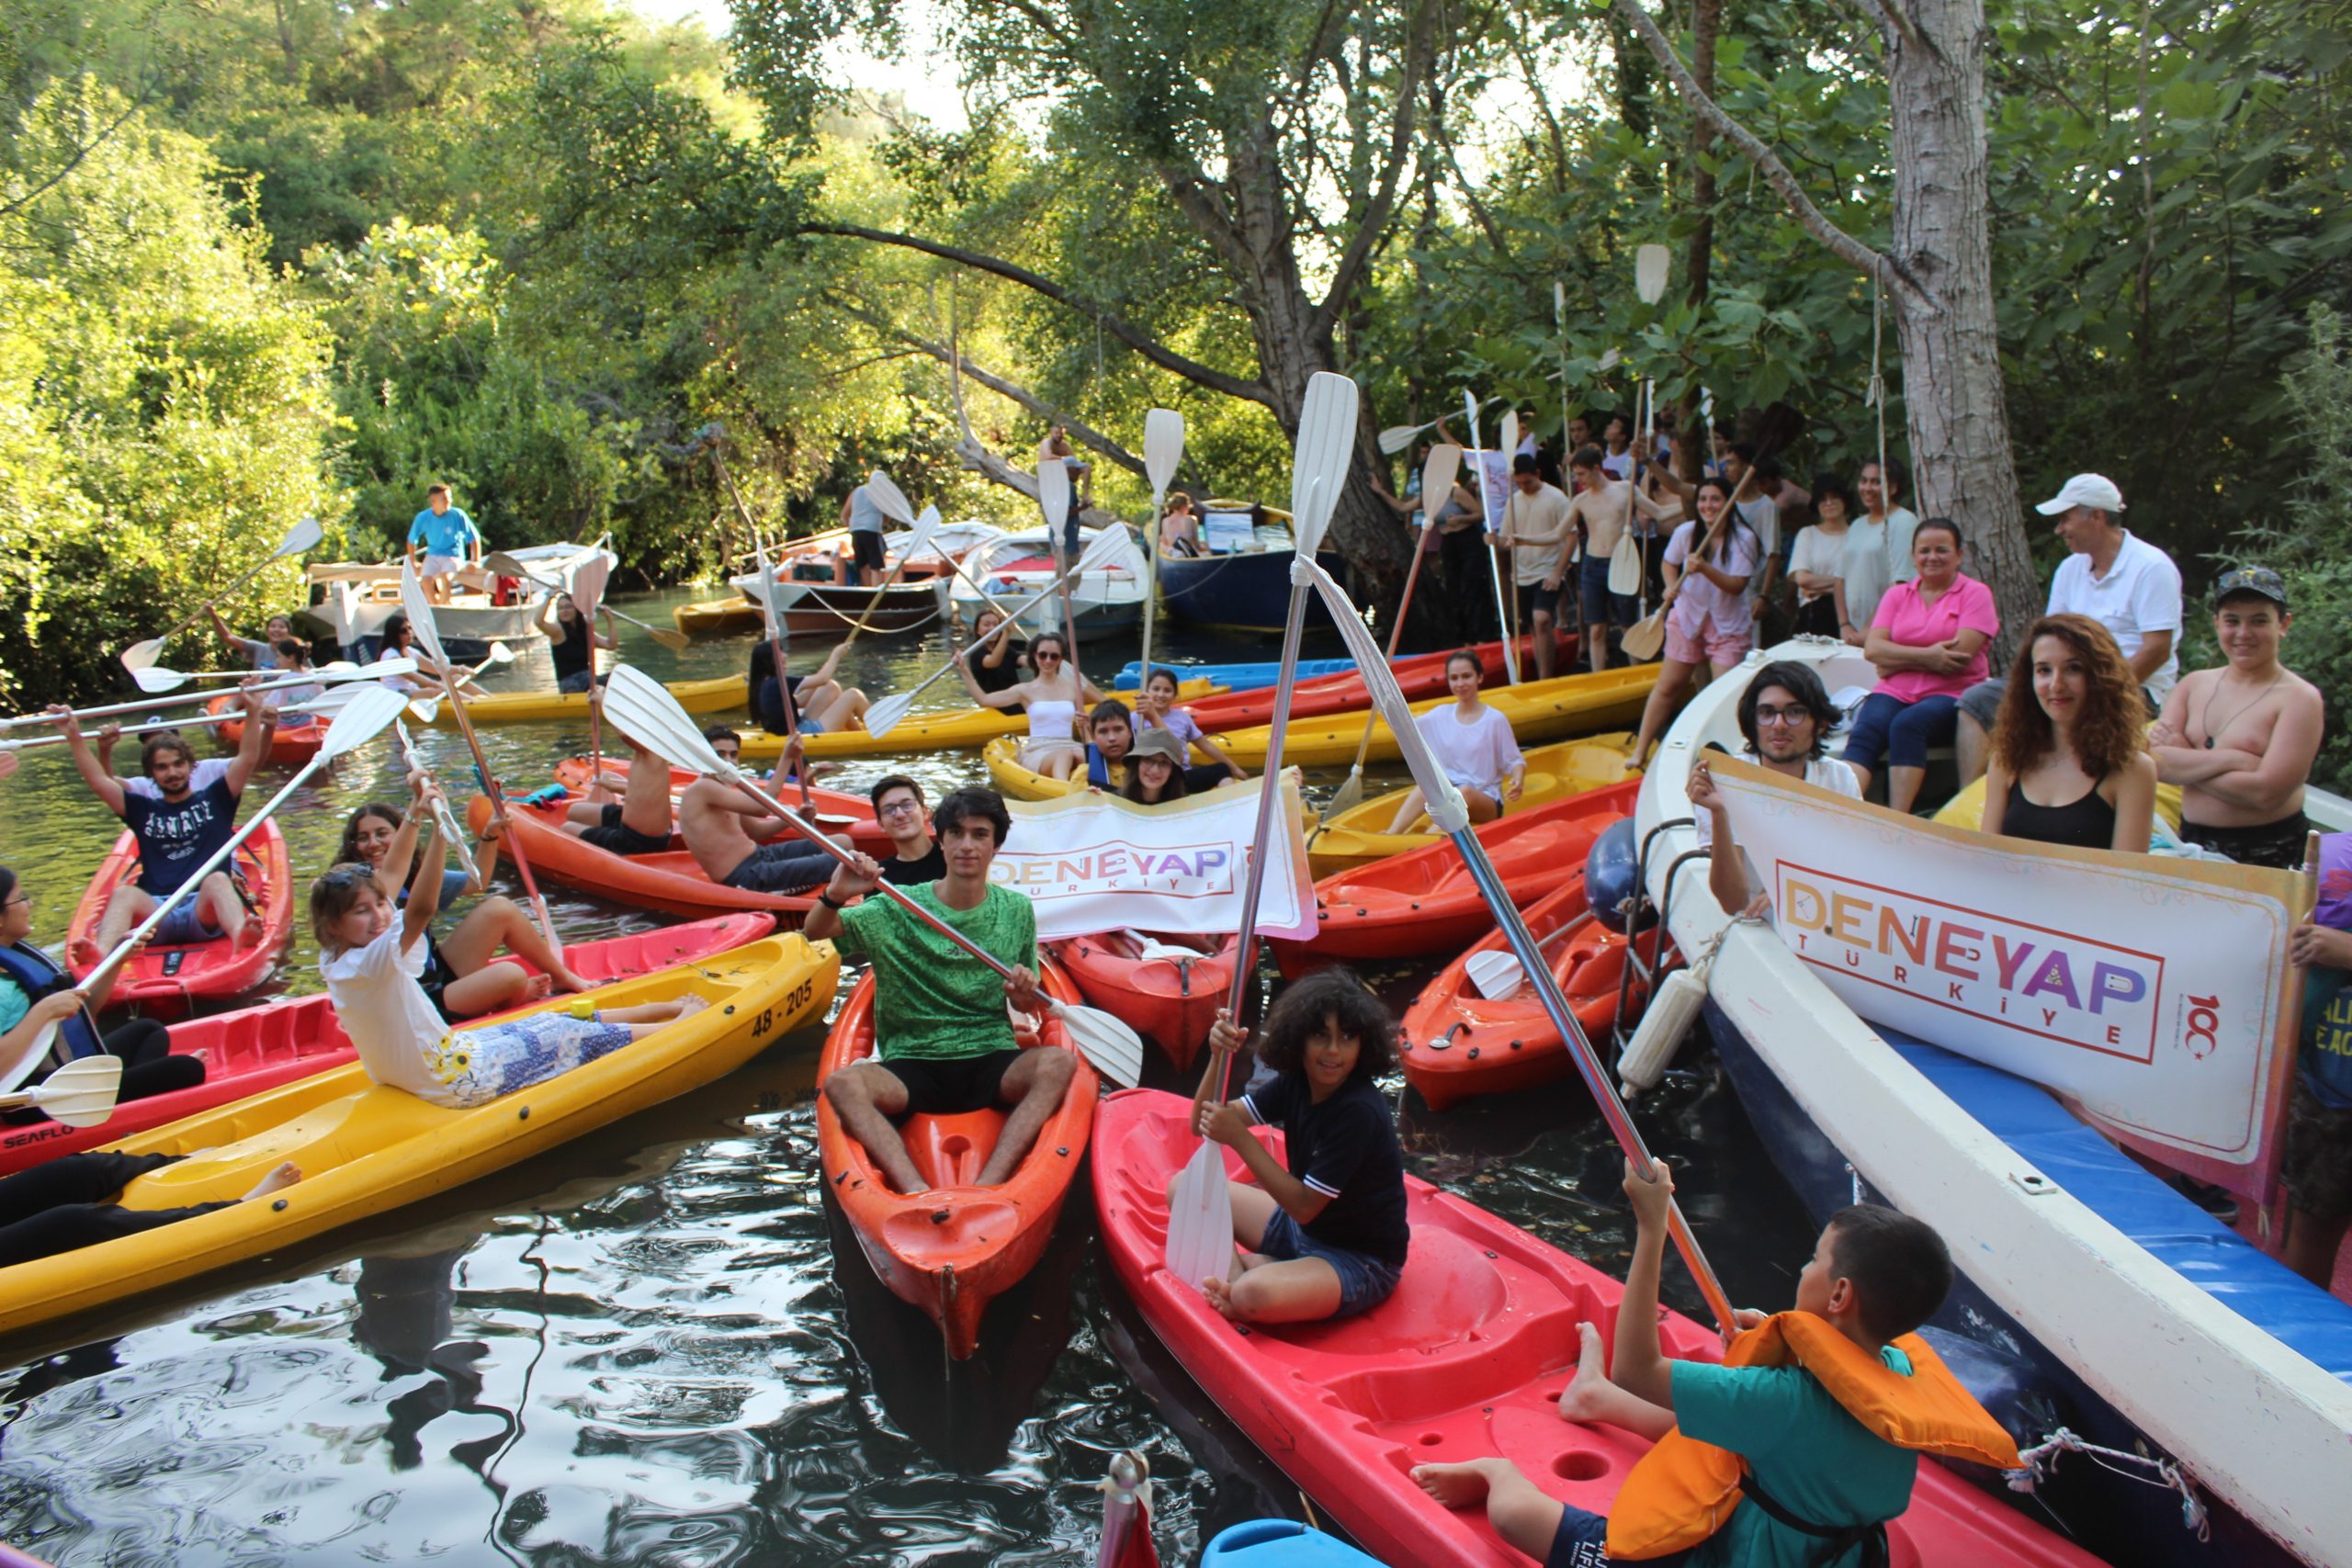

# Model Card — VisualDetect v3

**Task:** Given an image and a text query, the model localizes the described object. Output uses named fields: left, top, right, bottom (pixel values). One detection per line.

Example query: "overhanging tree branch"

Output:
left=801, top=221, right=1273, bottom=407
left=1609, top=0, right=1933, bottom=309
left=1317, top=0, right=1437, bottom=323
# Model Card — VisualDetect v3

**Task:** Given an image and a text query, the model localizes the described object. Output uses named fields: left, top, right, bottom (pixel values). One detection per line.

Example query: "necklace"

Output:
left=2198, top=669, right=2284, bottom=749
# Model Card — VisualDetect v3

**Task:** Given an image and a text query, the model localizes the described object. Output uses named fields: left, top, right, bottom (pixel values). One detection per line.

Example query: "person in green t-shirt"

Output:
left=805, top=786, right=1071, bottom=1195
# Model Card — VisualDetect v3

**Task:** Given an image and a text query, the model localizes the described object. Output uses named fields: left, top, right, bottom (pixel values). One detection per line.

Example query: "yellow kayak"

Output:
left=673, top=596, right=767, bottom=637
left=982, top=738, right=1322, bottom=824
left=0, top=935, right=838, bottom=1336
left=1306, top=734, right=1638, bottom=878
left=733, top=677, right=1225, bottom=761
left=1202, top=666, right=1657, bottom=769
left=427, top=673, right=747, bottom=727
left=1934, top=773, right=2187, bottom=833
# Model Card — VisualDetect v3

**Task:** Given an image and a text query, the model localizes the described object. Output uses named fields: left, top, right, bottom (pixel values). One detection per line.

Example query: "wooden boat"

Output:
left=732, top=522, right=1001, bottom=635
left=66, top=825, right=292, bottom=1017
left=818, top=965, right=1099, bottom=1359
left=1398, top=878, right=1650, bottom=1111
left=1634, top=638, right=2352, bottom=1567
left=1306, top=734, right=1635, bottom=879
left=1271, top=783, right=1636, bottom=975
left=300, top=541, right=616, bottom=656
left=0, top=915, right=775, bottom=1179
left=1092, top=1089, right=2105, bottom=1568
left=946, top=525, right=1150, bottom=636
left=423, top=673, right=744, bottom=728
left=465, top=792, right=875, bottom=919
left=673, top=596, right=768, bottom=637
left=1156, top=524, right=1342, bottom=635
left=1201, top=667, right=1655, bottom=769
left=1049, top=931, right=1241, bottom=1074
left=1174, top=633, right=1572, bottom=733
left=203, top=694, right=323, bottom=766
left=0, top=933, right=839, bottom=1337
left=730, top=676, right=1222, bottom=763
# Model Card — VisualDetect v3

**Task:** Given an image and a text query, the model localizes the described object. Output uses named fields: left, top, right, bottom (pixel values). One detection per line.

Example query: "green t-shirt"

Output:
left=1671, top=1349, right=1922, bottom=1568
left=833, top=881, right=1037, bottom=1063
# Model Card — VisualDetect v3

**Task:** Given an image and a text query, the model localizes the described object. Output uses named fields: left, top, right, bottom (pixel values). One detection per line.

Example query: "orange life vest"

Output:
left=1604, top=1311, right=2019, bottom=1561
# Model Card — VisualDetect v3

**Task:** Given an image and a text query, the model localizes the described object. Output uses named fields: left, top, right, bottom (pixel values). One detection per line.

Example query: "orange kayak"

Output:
left=1177, top=632, right=1571, bottom=732
left=1270, top=781, right=1636, bottom=976
left=1398, top=877, right=1657, bottom=1110
left=205, top=693, right=322, bottom=765
left=469, top=795, right=844, bottom=919
left=547, top=755, right=890, bottom=854
left=66, top=824, right=292, bottom=1017
left=1049, top=931, right=1240, bottom=1074
left=818, top=964, right=1100, bottom=1359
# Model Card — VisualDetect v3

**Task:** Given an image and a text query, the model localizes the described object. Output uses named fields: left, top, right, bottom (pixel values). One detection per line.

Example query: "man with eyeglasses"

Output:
left=867, top=775, right=945, bottom=885
left=1684, top=660, right=1863, bottom=918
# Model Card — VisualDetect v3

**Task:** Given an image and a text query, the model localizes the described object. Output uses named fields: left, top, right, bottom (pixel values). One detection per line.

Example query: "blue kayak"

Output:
left=1201, top=1520, right=1384, bottom=1565
left=1113, top=656, right=1353, bottom=691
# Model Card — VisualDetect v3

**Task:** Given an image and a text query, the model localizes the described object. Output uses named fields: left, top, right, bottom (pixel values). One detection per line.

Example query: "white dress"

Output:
left=1019, top=697, right=1083, bottom=770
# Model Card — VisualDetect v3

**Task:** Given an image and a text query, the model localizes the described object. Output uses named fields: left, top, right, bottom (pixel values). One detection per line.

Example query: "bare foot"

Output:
left=1412, top=1460, right=1497, bottom=1509
left=523, top=974, right=554, bottom=1001
left=67, top=937, right=101, bottom=967
left=1557, top=1320, right=1614, bottom=1423
left=1202, top=1273, right=1239, bottom=1321
left=241, top=1162, right=302, bottom=1201
left=552, top=965, right=594, bottom=996
left=232, top=919, right=263, bottom=950
left=672, top=994, right=711, bottom=1020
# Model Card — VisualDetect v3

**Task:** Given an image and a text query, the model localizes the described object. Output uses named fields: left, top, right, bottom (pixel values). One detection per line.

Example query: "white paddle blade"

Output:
left=1300, top=556, right=1476, bottom=833
left=1376, top=423, right=1419, bottom=456
left=571, top=556, right=611, bottom=622
left=1466, top=949, right=1526, bottom=1001
left=1144, top=408, right=1185, bottom=495
left=865, top=469, right=915, bottom=526
left=1053, top=1000, right=1144, bottom=1089
left=278, top=515, right=326, bottom=558
left=602, top=664, right=734, bottom=779
left=1420, top=445, right=1463, bottom=529
left=318, top=683, right=411, bottom=758
left=1502, top=411, right=1521, bottom=467
left=119, top=637, right=165, bottom=674
left=1554, top=278, right=1568, bottom=323
left=1036, top=455, right=1071, bottom=533
left=862, top=690, right=916, bottom=740
left=1289, top=372, right=1359, bottom=557
left=897, top=504, right=943, bottom=565
left=398, top=561, right=451, bottom=668
left=1165, top=1140, right=1234, bottom=1288
left=1461, top=389, right=1483, bottom=451
left=407, top=697, right=441, bottom=725
left=1598, top=347, right=1623, bottom=372
left=1635, top=243, right=1671, bottom=306
left=130, top=665, right=188, bottom=694
left=19, top=1055, right=124, bottom=1128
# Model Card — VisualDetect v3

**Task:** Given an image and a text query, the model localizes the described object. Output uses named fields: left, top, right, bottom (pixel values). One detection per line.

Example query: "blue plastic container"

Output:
left=1199, top=1519, right=1385, bottom=1566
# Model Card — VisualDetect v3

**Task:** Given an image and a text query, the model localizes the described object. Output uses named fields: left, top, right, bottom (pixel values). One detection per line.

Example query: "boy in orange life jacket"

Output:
left=1416, top=1157, right=2010, bottom=1568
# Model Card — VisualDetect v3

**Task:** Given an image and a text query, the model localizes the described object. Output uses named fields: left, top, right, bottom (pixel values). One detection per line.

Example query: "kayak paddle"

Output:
left=1036, top=450, right=1079, bottom=651
left=481, top=552, right=689, bottom=650
left=1295, top=550, right=1740, bottom=1339
left=1165, top=369, right=1358, bottom=1293
left=1499, top=407, right=1523, bottom=660
left=119, top=514, right=325, bottom=674
left=1376, top=396, right=1497, bottom=457
left=2, top=658, right=420, bottom=728
left=11, top=682, right=411, bottom=1089
left=837, top=476, right=942, bottom=644
left=395, top=716, right=481, bottom=887
left=401, top=640, right=515, bottom=726
left=1320, top=442, right=1459, bottom=820
left=0, top=1055, right=128, bottom=1129
left=599, top=662, right=1146, bottom=1089
left=401, top=561, right=566, bottom=962
left=0, top=683, right=373, bottom=753
left=864, top=526, right=1134, bottom=740
left=1140, top=408, right=1184, bottom=681
left=1462, top=392, right=1519, bottom=685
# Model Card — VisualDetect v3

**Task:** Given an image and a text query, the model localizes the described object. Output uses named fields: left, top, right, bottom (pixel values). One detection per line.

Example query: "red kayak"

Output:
left=1049, top=931, right=1241, bottom=1074
left=204, top=693, right=322, bottom=766
left=1093, top=1089, right=2104, bottom=1568
left=819, top=964, right=1100, bottom=1359
left=1399, top=877, right=1657, bottom=1111
left=1178, top=633, right=1572, bottom=733
left=3, top=913, right=775, bottom=1178
left=65, top=824, right=293, bottom=1017
left=1270, top=782, right=1636, bottom=976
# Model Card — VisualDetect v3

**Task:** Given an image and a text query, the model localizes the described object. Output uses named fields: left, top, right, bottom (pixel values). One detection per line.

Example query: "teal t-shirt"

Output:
left=1671, top=1349, right=1922, bottom=1568
left=832, top=882, right=1036, bottom=1063
left=2301, top=964, right=2352, bottom=1109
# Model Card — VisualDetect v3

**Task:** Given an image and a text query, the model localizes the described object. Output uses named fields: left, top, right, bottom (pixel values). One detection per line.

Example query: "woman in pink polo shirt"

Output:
left=1843, top=516, right=1999, bottom=813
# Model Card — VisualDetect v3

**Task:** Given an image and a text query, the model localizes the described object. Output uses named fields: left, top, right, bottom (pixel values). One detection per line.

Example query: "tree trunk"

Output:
left=1887, top=0, right=2035, bottom=662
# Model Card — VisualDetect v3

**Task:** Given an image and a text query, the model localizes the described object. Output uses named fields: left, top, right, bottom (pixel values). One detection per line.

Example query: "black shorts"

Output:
left=579, top=803, right=670, bottom=857
left=850, top=530, right=888, bottom=573
left=723, top=840, right=833, bottom=894
left=880, top=1049, right=1023, bottom=1117
left=420, top=936, right=462, bottom=1022
left=2283, top=1077, right=2352, bottom=1224
left=1516, top=578, right=1567, bottom=623
left=2181, top=811, right=2312, bottom=871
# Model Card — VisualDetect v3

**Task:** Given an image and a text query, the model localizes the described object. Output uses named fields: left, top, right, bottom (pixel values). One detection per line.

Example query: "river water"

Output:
left=0, top=589, right=1815, bottom=1566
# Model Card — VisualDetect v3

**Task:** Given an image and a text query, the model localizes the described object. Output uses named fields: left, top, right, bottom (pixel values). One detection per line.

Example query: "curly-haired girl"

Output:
left=1980, top=613, right=2156, bottom=853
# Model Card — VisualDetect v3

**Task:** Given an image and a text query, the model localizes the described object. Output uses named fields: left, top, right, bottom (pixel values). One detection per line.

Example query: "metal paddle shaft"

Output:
left=396, top=717, right=481, bottom=886
left=840, top=478, right=938, bottom=645
left=1462, top=392, right=1519, bottom=685
left=1295, top=552, right=1739, bottom=1340
left=5, top=659, right=418, bottom=729
left=119, top=515, right=324, bottom=673
left=1325, top=443, right=1458, bottom=819
left=704, top=443, right=811, bottom=809
left=1141, top=409, right=1185, bottom=679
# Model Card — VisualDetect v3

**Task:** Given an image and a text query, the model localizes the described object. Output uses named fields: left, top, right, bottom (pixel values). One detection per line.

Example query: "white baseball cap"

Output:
left=2035, top=473, right=2125, bottom=514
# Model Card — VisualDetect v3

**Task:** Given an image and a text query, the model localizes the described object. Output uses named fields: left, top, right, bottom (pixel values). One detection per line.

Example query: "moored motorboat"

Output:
left=1092, top=1089, right=2104, bottom=1568
left=1154, top=510, right=1340, bottom=635
left=946, top=524, right=1150, bottom=635
left=1306, top=734, right=1635, bottom=879
left=66, top=825, right=293, bottom=1017
left=1049, top=930, right=1241, bottom=1074
left=818, top=965, right=1099, bottom=1359
left=0, top=915, right=775, bottom=1179
left=0, top=933, right=839, bottom=1337
left=1271, top=783, right=1635, bottom=974
left=1201, top=667, right=1654, bottom=769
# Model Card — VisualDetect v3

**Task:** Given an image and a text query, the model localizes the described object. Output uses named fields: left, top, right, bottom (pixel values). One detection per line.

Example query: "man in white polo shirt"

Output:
left=1955, top=472, right=2181, bottom=785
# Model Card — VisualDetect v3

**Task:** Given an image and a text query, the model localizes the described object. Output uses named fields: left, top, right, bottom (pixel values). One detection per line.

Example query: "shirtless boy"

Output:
left=1564, top=446, right=1668, bottom=672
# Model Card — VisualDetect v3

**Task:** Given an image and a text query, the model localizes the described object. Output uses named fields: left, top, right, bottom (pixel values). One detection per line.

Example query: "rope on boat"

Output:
left=2005, top=1427, right=2210, bottom=1541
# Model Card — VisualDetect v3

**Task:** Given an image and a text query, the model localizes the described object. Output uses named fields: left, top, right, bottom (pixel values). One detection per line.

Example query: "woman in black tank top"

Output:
left=1978, top=614, right=2156, bottom=854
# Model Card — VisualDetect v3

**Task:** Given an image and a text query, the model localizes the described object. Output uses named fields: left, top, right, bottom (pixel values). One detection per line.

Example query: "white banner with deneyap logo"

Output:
left=1708, top=759, right=2308, bottom=1199
left=995, top=776, right=1316, bottom=942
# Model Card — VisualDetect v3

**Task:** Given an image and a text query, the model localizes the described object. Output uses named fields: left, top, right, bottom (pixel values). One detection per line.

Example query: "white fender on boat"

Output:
left=1618, top=959, right=1709, bottom=1095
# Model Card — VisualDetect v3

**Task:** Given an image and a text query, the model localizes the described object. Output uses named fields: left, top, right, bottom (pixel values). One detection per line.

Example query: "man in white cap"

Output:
left=1955, top=473, right=2182, bottom=786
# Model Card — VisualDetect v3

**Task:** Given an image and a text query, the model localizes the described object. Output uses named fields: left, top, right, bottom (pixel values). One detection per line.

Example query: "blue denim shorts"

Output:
left=152, top=898, right=224, bottom=945
left=1258, top=1208, right=1401, bottom=1319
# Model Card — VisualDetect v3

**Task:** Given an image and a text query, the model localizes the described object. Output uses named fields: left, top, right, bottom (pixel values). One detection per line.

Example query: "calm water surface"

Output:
left=0, top=590, right=1814, bottom=1565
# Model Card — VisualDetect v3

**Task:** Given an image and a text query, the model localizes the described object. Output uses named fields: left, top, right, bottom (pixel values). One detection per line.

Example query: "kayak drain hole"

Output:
left=1417, top=1432, right=1444, bottom=1448
left=1553, top=1451, right=1609, bottom=1483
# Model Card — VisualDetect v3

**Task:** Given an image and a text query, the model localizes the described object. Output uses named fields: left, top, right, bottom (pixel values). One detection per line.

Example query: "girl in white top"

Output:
left=960, top=628, right=1103, bottom=780
left=1385, top=651, right=1526, bottom=832
left=311, top=788, right=704, bottom=1109
left=1787, top=472, right=1858, bottom=639
left=1844, top=458, right=1921, bottom=640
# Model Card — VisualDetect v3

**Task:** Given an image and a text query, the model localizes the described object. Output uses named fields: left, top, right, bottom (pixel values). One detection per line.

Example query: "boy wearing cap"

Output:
left=1956, top=474, right=2182, bottom=784
left=2149, top=567, right=2324, bottom=869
